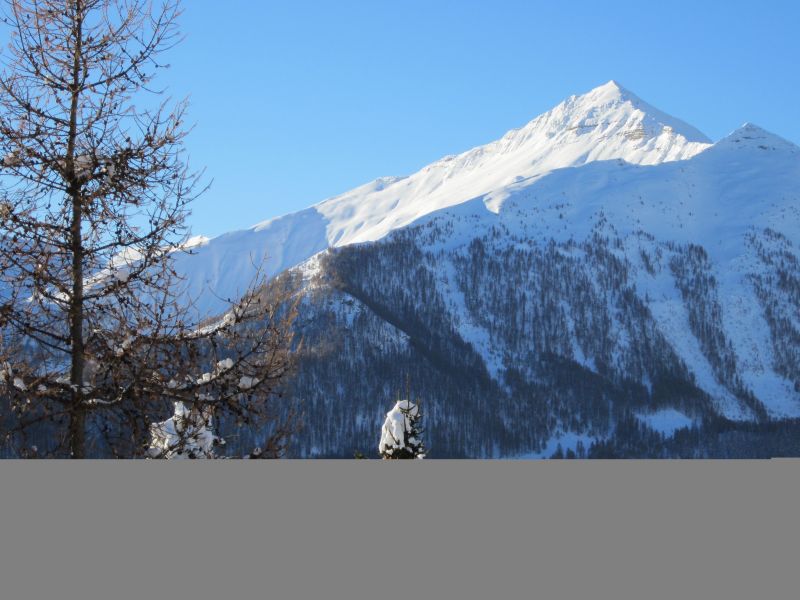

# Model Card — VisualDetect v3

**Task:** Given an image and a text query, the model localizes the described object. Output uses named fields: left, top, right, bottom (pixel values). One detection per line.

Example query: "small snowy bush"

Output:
left=148, top=402, right=225, bottom=459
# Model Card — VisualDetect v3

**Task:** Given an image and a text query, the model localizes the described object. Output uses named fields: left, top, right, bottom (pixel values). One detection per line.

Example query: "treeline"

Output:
left=586, top=414, right=800, bottom=459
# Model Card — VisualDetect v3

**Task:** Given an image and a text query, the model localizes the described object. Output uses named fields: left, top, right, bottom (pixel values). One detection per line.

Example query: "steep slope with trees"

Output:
left=274, top=125, right=800, bottom=458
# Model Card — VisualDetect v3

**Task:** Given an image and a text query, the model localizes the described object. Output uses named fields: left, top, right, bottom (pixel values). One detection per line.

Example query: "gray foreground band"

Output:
left=1, top=460, right=798, bottom=600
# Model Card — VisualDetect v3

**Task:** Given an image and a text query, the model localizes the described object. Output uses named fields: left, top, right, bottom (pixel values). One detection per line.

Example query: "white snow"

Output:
left=216, top=358, right=234, bottom=372
left=636, top=409, right=695, bottom=437
left=167, top=80, right=800, bottom=422
left=633, top=253, right=747, bottom=420
left=438, top=259, right=504, bottom=380
left=172, top=81, right=712, bottom=317
left=148, top=401, right=222, bottom=459
left=379, top=400, right=424, bottom=458
left=238, top=375, right=258, bottom=390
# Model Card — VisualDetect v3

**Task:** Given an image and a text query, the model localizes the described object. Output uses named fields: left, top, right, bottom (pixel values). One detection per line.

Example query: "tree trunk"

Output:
left=68, top=3, right=85, bottom=459
left=69, top=182, right=85, bottom=458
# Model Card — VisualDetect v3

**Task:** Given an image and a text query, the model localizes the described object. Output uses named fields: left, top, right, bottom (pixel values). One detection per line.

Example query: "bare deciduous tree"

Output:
left=0, top=0, right=299, bottom=458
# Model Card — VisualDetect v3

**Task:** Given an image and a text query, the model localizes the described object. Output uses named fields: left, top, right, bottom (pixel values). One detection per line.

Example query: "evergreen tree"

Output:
left=379, top=399, right=426, bottom=459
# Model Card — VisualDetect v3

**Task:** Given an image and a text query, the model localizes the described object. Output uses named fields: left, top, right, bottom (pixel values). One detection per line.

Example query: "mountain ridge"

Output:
left=272, top=125, right=800, bottom=454
left=170, top=81, right=800, bottom=457
left=175, top=81, right=720, bottom=316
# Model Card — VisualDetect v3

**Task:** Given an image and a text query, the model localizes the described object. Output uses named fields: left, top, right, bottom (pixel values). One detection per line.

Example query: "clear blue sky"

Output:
left=161, top=0, right=799, bottom=237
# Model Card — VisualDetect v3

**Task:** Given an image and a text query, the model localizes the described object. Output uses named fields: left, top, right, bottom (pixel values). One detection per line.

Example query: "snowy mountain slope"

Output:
left=411, top=124, right=800, bottom=419
left=165, top=80, right=800, bottom=456
left=271, top=122, right=800, bottom=457
left=174, top=81, right=711, bottom=315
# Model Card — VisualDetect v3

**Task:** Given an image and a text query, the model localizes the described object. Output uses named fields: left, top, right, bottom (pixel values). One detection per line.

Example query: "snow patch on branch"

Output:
left=238, top=375, right=258, bottom=390
left=0, top=363, right=27, bottom=391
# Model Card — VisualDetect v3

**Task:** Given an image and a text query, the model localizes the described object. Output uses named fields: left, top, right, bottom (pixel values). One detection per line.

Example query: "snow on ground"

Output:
left=632, top=247, right=748, bottom=420
left=718, top=252, right=800, bottom=418
left=437, top=258, right=505, bottom=381
left=635, top=409, right=695, bottom=437
left=516, top=409, right=694, bottom=458
left=401, top=122, right=800, bottom=418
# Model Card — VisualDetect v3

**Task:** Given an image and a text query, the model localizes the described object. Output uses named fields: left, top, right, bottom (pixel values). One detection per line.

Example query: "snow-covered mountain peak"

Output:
left=313, top=81, right=713, bottom=241
left=175, top=82, right=717, bottom=316
left=593, top=78, right=625, bottom=92
left=163, top=82, right=800, bottom=455
left=712, top=123, right=799, bottom=153
left=571, top=78, right=636, bottom=106
left=534, top=80, right=710, bottom=145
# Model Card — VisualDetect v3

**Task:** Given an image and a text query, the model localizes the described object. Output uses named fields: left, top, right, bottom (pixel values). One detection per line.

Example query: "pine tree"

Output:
left=379, top=398, right=426, bottom=459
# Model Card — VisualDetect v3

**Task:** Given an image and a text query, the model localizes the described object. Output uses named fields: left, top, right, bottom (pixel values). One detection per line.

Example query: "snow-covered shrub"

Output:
left=148, top=402, right=224, bottom=459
